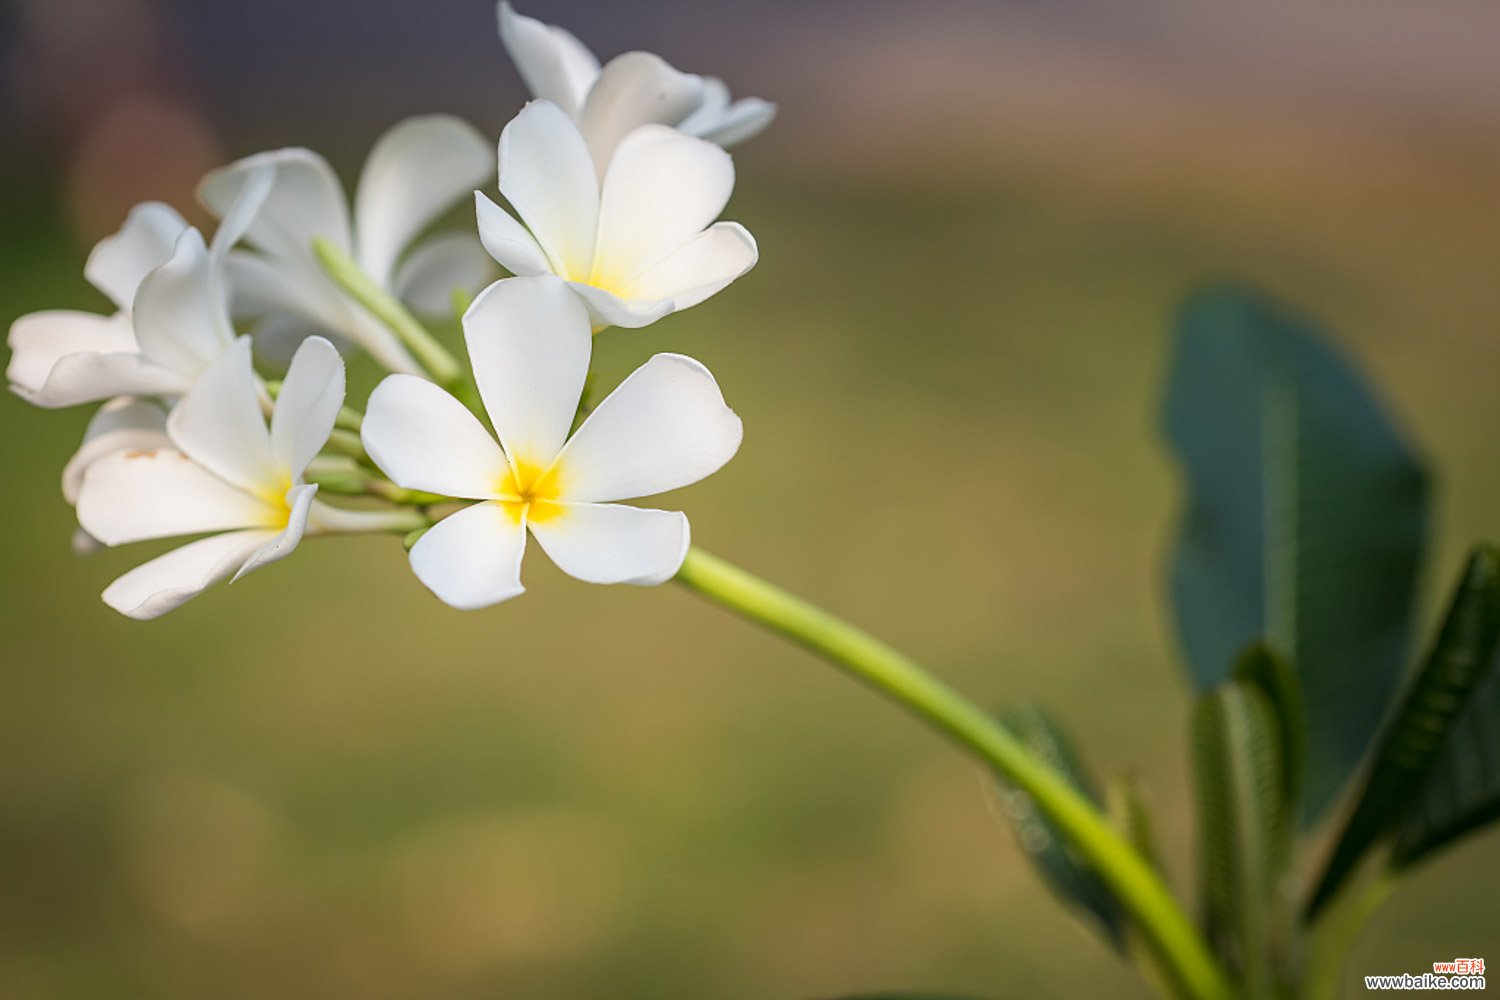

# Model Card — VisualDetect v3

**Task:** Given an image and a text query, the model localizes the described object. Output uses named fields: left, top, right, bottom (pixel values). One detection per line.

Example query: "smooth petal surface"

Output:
left=102, top=529, right=277, bottom=620
left=498, top=2, right=600, bottom=118
left=409, top=501, right=527, bottom=609
left=224, top=250, right=347, bottom=331
left=497, top=100, right=600, bottom=278
left=557, top=353, right=742, bottom=502
left=6, top=310, right=144, bottom=404
left=464, top=276, right=590, bottom=467
left=563, top=282, right=673, bottom=330
left=131, top=228, right=233, bottom=379
left=354, top=115, right=493, bottom=287
left=16, top=353, right=187, bottom=409
left=474, top=193, right=551, bottom=277
left=530, top=502, right=689, bottom=585
left=622, top=221, right=757, bottom=308
left=76, top=448, right=279, bottom=546
left=62, top=398, right=170, bottom=504
left=576, top=52, right=705, bottom=174
left=362, top=374, right=509, bottom=499
left=270, top=336, right=344, bottom=479
left=84, top=202, right=189, bottom=311
left=394, top=231, right=498, bottom=316
left=199, top=148, right=351, bottom=262
left=207, top=160, right=276, bottom=265
left=591, top=125, right=734, bottom=287
left=684, top=92, right=777, bottom=147
left=166, top=337, right=278, bottom=493
left=231, top=482, right=318, bottom=581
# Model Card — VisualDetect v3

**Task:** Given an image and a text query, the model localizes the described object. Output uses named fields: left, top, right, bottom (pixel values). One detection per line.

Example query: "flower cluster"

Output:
left=8, top=4, right=770, bottom=619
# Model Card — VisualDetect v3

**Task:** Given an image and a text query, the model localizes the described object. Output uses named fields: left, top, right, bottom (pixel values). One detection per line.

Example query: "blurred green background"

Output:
left=2, top=1, right=1499, bottom=997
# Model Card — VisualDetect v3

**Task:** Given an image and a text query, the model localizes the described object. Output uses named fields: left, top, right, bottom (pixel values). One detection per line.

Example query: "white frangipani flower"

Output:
left=75, top=335, right=393, bottom=619
left=198, top=115, right=495, bottom=373
left=498, top=2, right=775, bottom=172
left=6, top=168, right=269, bottom=408
left=361, top=275, right=742, bottom=610
left=476, top=100, right=758, bottom=330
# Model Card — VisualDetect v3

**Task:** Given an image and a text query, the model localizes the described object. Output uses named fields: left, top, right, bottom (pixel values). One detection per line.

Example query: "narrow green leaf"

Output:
left=1309, top=544, right=1500, bottom=913
left=1108, top=774, right=1165, bottom=877
left=1193, top=681, right=1286, bottom=999
left=1163, top=285, right=1429, bottom=823
left=993, top=706, right=1124, bottom=950
left=1393, top=623, right=1500, bottom=866
left=1232, top=644, right=1306, bottom=818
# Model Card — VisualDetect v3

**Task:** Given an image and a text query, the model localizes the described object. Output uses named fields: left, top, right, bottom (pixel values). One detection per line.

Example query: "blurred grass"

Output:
left=1, top=157, right=1498, bottom=1000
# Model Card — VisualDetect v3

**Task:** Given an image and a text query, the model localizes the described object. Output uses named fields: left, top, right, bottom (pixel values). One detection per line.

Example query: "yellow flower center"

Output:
left=254, top=474, right=295, bottom=526
left=498, top=457, right=563, bottom=525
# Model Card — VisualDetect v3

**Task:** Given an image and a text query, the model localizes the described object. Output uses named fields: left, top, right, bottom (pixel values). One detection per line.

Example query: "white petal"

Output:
left=270, top=336, right=344, bottom=479
left=591, top=125, right=734, bottom=288
left=555, top=353, right=742, bottom=503
left=76, top=448, right=280, bottom=546
left=231, top=482, right=318, bottom=581
left=497, top=2, right=600, bottom=118
left=362, top=374, right=508, bottom=499
left=677, top=76, right=731, bottom=134
left=224, top=250, right=346, bottom=330
left=102, top=529, right=278, bottom=620
left=207, top=160, right=275, bottom=265
left=409, top=500, right=527, bottom=610
left=497, top=100, right=600, bottom=279
left=463, top=276, right=590, bottom=467
left=84, top=202, right=189, bottom=312
left=62, top=397, right=170, bottom=504
left=131, top=228, right=234, bottom=380
left=5, top=310, right=164, bottom=407
left=13, top=351, right=189, bottom=409
left=166, top=337, right=278, bottom=493
left=621, top=221, right=757, bottom=309
left=563, top=281, right=673, bottom=331
left=576, top=52, right=705, bottom=174
left=354, top=115, right=494, bottom=287
left=530, top=502, right=688, bottom=585
left=475, top=192, right=551, bottom=277
left=198, top=148, right=351, bottom=263
left=687, top=96, right=777, bottom=147
left=393, top=231, right=498, bottom=316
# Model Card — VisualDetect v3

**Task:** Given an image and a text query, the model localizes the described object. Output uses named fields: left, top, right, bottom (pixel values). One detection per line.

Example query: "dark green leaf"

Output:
left=993, top=706, right=1124, bottom=950
left=1193, top=681, right=1286, bottom=999
left=1393, top=626, right=1500, bottom=866
left=1163, top=285, right=1429, bottom=822
left=1310, top=545, right=1500, bottom=913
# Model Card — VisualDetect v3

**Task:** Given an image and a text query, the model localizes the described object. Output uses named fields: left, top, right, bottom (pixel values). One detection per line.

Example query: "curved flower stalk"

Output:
left=476, top=101, right=758, bottom=330
left=198, top=115, right=495, bottom=374
left=6, top=166, right=271, bottom=408
left=361, top=275, right=742, bottom=609
left=75, top=336, right=419, bottom=619
left=498, top=2, right=776, bottom=173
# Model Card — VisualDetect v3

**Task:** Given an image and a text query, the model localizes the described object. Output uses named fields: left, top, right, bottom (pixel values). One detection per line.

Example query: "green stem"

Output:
left=1302, top=867, right=1398, bottom=1000
left=674, top=547, right=1232, bottom=1000
left=313, top=237, right=463, bottom=387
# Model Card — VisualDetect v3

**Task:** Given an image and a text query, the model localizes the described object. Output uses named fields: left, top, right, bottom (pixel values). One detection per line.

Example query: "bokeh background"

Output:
left=3, top=1, right=1499, bottom=997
